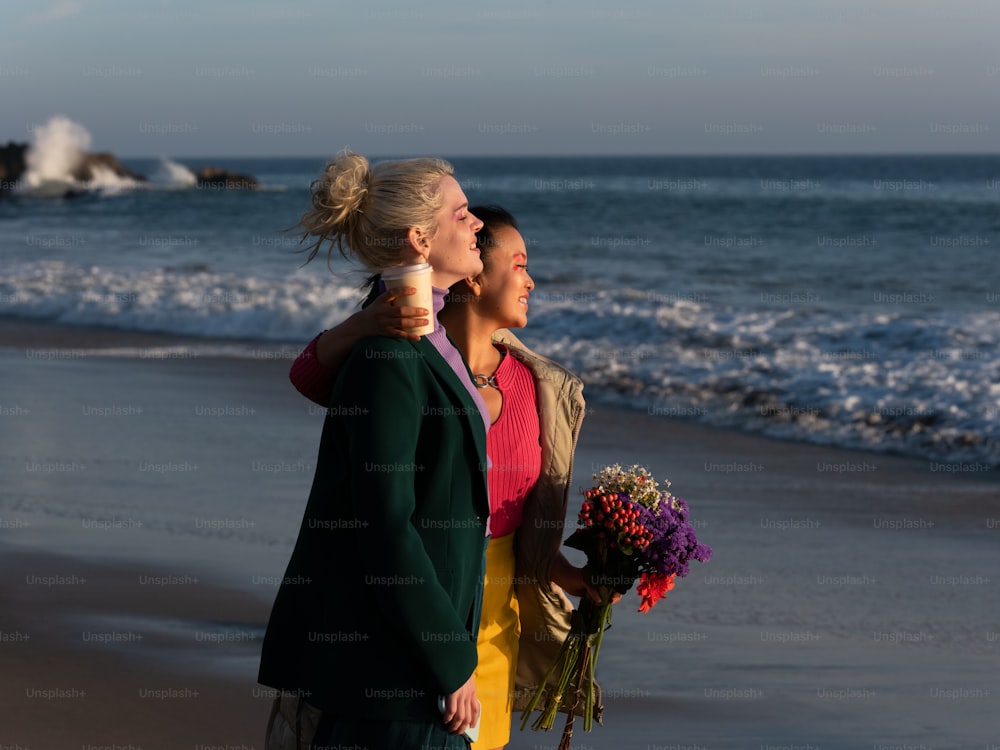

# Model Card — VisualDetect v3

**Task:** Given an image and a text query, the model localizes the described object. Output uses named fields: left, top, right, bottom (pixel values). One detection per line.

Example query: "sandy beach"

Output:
left=1, top=322, right=998, bottom=749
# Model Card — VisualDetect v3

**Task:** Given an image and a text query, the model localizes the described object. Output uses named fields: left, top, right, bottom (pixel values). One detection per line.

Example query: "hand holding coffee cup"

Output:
left=362, top=286, right=431, bottom=341
left=380, top=263, right=435, bottom=337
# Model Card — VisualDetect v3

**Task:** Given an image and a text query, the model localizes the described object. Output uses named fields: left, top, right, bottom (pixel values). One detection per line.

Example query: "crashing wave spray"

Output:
left=22, top=115, right=142, bottom=194
left=23, top=115, right=91, bottom=189
left=151, top=157, right=198, bottom=188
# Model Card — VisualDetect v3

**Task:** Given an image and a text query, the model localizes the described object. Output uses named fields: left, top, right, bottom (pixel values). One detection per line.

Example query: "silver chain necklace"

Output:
left=472, top=348, right=505, bottom=389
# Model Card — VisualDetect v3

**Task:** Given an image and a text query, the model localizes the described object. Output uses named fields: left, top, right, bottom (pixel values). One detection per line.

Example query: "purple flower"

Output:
left=638, top=496, right=712, bottom=578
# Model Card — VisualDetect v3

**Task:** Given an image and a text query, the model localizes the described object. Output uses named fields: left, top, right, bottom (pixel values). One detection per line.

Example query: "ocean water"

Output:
left=2, top=152, right=1000, bottom=467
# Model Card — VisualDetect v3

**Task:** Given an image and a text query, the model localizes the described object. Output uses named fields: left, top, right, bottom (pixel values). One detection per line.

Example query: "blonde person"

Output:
left=288, top=206, right=610, bottom=750
left=258, top=152, right=489, bottom=750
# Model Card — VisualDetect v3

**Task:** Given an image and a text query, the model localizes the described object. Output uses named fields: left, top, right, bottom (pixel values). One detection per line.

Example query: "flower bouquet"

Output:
left=519, top=464, right=712, bottom=750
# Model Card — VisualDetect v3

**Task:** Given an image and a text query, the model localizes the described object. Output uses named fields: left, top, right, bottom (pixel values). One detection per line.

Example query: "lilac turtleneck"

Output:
left=425, top=285, right=491, bottom=436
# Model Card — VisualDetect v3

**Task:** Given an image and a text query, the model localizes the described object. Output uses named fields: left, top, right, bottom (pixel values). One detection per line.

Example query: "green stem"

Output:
left=519, top=632, right=573, bottom=731
left=583, top=599, right=613, bottom=731
left=559, top=635, right=591, bottom=748
left=520, top=588, right=615, bottom=739
left=531, top=632, right=579, bottom=731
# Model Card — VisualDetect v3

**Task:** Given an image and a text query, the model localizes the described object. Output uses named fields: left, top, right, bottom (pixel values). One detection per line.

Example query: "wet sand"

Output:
left=2, top=321, right=998, bottom=749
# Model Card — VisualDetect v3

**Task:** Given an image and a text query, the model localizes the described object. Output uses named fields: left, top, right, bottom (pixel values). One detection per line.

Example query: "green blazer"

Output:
left=258, top=334, right=489, bottom=720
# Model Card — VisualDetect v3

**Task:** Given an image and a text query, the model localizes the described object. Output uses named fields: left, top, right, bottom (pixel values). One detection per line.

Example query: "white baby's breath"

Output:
left=591, top=463, right=676, bottom=511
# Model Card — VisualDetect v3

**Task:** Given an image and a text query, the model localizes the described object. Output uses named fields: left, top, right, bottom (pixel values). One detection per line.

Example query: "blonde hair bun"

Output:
left=299, top=150, right=454, bottom=270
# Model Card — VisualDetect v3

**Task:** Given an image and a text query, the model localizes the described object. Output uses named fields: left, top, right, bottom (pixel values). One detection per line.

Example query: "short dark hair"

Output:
left=470, top=205, right=518, bottom=273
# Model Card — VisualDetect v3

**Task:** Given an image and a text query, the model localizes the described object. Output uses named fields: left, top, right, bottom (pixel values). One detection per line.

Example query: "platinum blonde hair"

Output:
left=298, top=151, right=455, bottom=270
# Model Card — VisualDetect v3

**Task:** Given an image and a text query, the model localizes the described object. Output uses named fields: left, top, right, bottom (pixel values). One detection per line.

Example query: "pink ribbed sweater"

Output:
left=485, top=346, right=541, bottom=538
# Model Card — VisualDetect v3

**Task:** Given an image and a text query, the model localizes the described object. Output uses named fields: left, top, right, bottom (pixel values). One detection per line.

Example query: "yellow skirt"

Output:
left=471, top=533, right=520, bottom=749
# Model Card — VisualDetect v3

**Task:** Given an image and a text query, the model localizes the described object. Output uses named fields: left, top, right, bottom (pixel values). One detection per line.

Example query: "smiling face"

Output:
left=420, top=175, right=484, bottom=289
left=473, top=225, right=534, bottom=330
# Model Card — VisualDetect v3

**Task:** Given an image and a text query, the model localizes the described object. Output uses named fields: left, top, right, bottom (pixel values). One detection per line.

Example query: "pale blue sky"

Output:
left=3, top=0, right=998, bottom=157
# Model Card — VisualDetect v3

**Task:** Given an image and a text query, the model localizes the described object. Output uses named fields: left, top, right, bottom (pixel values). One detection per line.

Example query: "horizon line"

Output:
left=106, top=150, right=1000, bottom=161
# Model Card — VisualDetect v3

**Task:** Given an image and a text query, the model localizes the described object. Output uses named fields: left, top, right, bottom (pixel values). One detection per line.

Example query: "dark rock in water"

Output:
left=0, top=139, right=260, bottom=196
left=0, top=142, right=145, bottom=197
left=196, top=166, right=259, bottom=190
left=71, top=152, right=147, bottom=183
left=0, top=141, right=28, bottom=196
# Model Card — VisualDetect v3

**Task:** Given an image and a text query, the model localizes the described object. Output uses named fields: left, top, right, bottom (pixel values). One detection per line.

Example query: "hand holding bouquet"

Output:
left=520, top=464, right=712, bottom=750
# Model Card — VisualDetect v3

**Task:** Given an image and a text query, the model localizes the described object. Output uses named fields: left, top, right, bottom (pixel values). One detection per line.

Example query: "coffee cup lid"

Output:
left=381, top=262, right=432, bottom=279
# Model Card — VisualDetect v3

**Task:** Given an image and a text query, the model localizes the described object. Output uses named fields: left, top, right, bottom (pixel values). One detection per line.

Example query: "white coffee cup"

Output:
left=380, top=262, right=434, bottom=336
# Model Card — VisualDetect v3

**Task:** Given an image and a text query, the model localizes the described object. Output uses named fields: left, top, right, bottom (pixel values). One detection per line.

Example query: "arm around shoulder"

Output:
left=289, top=288, right=431, bottom=405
